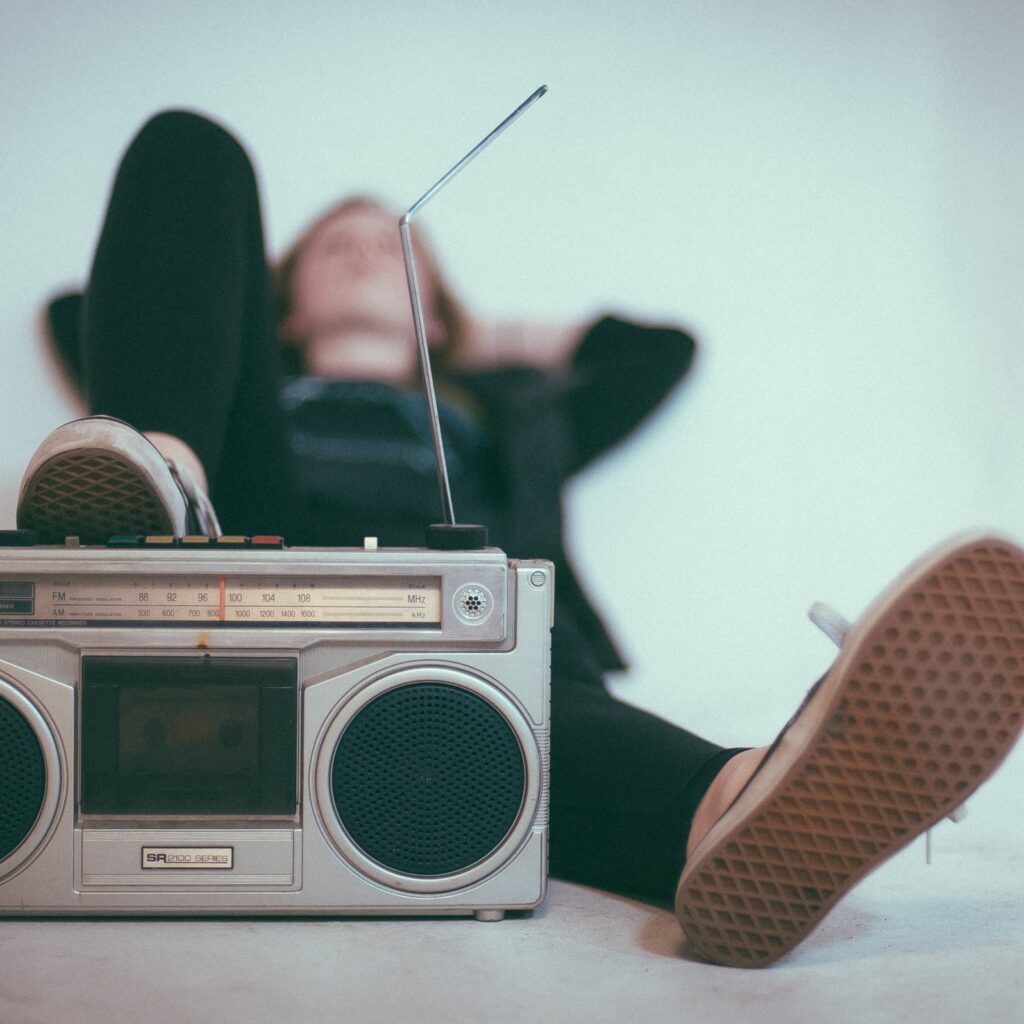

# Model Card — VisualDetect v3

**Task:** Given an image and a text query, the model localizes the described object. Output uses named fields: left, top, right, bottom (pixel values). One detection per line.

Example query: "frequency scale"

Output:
left=1, top=568, right=443, bottom=627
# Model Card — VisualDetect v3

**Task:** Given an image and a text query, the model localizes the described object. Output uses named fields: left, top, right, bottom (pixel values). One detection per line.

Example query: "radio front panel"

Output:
left=0, top=544, right=553, bottom=920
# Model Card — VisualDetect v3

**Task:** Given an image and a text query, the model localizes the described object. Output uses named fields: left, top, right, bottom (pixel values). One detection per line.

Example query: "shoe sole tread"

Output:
left=676, top=535, right=1024, bottom=967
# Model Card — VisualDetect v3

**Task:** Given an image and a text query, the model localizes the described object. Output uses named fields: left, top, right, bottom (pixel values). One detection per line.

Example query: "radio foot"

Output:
left=474, top=909, right=505, bottom=922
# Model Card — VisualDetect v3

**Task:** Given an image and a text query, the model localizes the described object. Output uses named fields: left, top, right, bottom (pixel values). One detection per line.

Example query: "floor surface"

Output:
left=1, top=752, right=1021, bottom=1024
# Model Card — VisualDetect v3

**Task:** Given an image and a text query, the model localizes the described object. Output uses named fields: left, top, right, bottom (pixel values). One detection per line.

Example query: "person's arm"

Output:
left=454, top=317, right=587, bottom=371
left=456, top=314, right=697, bottom=472
left=563, top=316, right=697, bottom=474
left=44, top=291, right=85, bottom=394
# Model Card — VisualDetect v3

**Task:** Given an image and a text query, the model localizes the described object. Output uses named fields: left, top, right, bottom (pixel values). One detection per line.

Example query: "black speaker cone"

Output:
left=331, top=683, right=526, bottom=876
left=0, top=695, right=46, bottom=862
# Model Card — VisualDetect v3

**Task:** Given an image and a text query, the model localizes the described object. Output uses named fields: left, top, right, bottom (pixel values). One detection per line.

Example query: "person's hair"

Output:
left=274, top=195, right=469, bottom=376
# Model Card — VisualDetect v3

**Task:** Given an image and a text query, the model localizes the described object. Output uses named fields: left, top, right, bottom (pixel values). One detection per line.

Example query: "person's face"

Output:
left=284, top=204, right=427, bottom=341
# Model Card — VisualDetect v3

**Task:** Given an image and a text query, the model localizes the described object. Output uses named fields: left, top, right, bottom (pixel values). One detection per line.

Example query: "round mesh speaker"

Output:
left=0, top=695, right=46, bottom=863
left=331, top=682, right=526, bottom=876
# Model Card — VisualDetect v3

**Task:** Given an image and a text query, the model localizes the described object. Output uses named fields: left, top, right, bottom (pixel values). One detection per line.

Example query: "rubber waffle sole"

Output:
left=17, top=450, right=177, bottom=543
left=675, top=534, right=1024, bottom=968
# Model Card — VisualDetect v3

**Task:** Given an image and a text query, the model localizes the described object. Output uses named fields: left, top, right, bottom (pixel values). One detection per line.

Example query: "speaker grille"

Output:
left=0, top=696, right=46, bottom=862
left=331, top=683, right=525, bottom=876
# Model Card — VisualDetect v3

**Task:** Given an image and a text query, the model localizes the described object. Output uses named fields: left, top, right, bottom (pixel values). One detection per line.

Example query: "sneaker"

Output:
left=16, top=416, right=221, bottom=543
left=675, top=533, right=1024, bottom=967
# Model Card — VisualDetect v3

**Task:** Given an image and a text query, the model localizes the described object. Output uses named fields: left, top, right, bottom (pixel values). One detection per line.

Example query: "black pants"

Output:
left=81, top=110, right=743, bottom=903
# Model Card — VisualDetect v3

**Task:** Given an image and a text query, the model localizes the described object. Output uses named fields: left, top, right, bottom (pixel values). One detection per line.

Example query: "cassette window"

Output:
left=80, top=655, right=298, bottom=816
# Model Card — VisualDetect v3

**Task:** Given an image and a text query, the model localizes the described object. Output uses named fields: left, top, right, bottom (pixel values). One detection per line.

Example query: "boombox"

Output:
left=0, top=541, right=552, bottom=919
left=0, top=85, right=555, bottom=920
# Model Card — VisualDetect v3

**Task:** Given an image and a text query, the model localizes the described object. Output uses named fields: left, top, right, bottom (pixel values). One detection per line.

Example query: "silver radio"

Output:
left=0, top=87, right=554, bottom=920
left=0, top=541, right=551, bottom=919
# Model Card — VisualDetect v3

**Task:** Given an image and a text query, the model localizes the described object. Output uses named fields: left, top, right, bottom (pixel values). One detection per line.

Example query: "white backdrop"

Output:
left=1, top=0, right=1022, bottom=746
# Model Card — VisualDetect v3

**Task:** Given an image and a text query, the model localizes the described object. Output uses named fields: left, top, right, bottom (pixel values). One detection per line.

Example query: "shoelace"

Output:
left=807, top=602, right=967, bottom=865
left=166, top=459, right=223, bottom=537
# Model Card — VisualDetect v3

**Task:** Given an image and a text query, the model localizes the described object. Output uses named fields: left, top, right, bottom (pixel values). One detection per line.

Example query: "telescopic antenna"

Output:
left=400, top=85, right=548, bottom=550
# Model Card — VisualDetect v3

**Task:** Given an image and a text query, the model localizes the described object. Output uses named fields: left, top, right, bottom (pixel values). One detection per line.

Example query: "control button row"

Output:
left=106, top=535, right=285, bottom=549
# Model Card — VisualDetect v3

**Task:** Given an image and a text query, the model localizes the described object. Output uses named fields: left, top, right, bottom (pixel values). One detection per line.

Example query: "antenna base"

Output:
left=425, top=524, right=488, bottom=550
